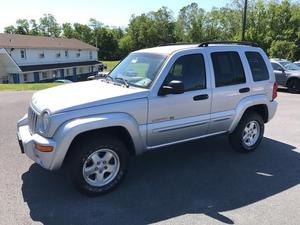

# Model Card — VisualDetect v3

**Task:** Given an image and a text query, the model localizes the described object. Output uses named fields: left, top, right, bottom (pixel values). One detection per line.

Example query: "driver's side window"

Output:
left=163, top=54, right=206, bottom=92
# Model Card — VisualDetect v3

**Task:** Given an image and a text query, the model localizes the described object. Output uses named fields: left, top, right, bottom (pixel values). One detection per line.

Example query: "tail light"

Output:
left=272, top=81, right=278, bottom=101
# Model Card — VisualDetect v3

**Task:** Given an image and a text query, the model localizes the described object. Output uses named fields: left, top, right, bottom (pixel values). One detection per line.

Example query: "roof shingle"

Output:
left=0, top=33, right=97, bottom=50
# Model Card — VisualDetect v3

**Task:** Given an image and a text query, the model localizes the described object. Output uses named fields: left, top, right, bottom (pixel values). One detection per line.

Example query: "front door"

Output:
left=271, top=63, right=287, bottom=86
left=147, top=53, right=211, bottom=147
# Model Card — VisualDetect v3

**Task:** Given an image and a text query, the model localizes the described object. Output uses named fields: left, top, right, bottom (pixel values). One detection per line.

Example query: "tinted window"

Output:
left=246, top=52, right=269, bottom=81
left=211, top=52, right=246, bottom=87
left=164, top=54, right=206, bottom=91
left=271, top=63, right=283, bottom=71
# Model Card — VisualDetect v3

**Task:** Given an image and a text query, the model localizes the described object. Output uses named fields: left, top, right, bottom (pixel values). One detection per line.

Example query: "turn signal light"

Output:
left=272, top=81, right=278, bottom=101
left=35, top=143, right=53, bottom=152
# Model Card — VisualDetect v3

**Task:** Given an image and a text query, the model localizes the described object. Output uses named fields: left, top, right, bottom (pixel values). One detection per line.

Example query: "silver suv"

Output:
left=17, top=41, right=278, bottom=196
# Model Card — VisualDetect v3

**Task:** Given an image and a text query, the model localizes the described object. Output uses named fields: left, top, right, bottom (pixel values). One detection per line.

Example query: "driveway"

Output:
left=0, top=90, right=300, bottom=225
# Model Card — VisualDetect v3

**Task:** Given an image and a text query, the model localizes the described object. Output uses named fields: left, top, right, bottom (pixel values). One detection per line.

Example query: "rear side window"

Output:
left=164, top=54, right=206, bottom=91
left=211, top=51, right=246, bottom=87
left=246, top=52, right=269, bottom=81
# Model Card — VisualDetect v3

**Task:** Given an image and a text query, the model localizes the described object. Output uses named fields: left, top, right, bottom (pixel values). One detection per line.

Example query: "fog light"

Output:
left=35, top=143, right=53, bottom=152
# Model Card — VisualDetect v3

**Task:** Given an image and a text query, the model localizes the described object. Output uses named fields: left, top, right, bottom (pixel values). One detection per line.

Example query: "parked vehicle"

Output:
left=53, top=79, right=73, bottom=84
left=270, top=59, right=300, bottom=93
left=294, top=61, right=300, bottom=67
left=17, top=41, right=278, bottom=196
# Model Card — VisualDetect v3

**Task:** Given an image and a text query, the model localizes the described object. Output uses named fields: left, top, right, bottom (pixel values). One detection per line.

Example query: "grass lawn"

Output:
left=102, top=61, right=120, bottom=71
left=0, top=83, right=61, bottom=91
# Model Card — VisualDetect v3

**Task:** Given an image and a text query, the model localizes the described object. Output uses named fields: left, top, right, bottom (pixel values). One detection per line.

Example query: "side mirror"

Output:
left=158, top=80, right=184, bottom=96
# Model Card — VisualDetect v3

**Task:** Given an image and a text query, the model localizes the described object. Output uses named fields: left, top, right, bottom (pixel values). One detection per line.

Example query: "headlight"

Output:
left=39, top=110, right=50, bottom=133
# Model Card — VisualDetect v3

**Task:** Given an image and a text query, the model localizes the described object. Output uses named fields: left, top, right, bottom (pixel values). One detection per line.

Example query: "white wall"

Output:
left=7, top=48, right=98, bottom=66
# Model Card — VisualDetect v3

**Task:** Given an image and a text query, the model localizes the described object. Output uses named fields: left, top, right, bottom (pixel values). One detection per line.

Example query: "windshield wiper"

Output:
left=105, top=74, right=114, bottom=81
left=115, top=77, right=130, bottom=88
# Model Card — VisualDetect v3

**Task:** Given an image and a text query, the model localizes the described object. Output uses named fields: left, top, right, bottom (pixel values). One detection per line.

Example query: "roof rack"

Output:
left=198, top=41, right=259, bottom=47
left=158, top=42, right=194, bottom=47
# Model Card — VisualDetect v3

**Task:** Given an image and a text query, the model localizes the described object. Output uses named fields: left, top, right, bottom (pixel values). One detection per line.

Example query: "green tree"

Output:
left=4, top=25, right=16, bottom=34
left=269, top=40, right=297, bottom=59
left=39, top=14, right=61, bottom=37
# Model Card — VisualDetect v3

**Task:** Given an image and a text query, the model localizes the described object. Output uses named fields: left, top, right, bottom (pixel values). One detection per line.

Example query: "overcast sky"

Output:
left=0, top=0, right=231, bottom=32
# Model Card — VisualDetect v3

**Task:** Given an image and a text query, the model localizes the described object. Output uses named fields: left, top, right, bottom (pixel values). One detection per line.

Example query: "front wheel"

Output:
left=66, top=135, right=129, bottom=196
left=229, top=112, right=264, bottom=153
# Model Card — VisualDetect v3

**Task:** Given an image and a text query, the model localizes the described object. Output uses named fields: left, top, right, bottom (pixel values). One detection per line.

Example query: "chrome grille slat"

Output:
left=28, top=107, right=38, bottom=134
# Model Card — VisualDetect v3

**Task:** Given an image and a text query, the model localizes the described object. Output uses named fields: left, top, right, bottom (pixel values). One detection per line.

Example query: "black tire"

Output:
left=287, top=79, right=300, bottom=94
left=229, top=112, right=264, bottom=153
left=66, top=135, right=129, bottom=196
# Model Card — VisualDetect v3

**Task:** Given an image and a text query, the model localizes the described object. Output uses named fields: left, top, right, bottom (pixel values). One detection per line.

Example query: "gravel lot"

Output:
left=0, top=90, right=300, bottom=225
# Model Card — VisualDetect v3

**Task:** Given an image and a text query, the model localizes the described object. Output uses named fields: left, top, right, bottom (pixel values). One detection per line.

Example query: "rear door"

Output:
left=208, top=50, right=251, bottom=133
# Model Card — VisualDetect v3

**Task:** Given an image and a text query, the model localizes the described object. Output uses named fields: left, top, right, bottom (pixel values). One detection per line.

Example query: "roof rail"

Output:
left=198, top=41, right=259, bottom=47
left=158, top=42, right=194, bottom=47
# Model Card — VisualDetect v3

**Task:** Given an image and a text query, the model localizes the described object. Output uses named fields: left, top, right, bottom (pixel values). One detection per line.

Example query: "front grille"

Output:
left=28, top=107, right=38, bottom=134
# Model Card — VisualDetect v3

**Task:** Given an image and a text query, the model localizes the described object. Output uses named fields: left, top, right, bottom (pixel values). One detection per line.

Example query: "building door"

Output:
left=34, top=72, right=40, bottom=83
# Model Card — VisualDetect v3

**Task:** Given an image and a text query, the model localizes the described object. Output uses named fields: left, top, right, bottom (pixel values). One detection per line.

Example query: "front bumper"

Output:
left=17, top=124, right=57, bottom=170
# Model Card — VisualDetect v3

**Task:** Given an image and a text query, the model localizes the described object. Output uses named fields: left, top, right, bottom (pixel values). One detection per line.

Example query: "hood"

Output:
left=286, top=70, right=300, bottom=76
left=31, top=80, right=149, bottom=114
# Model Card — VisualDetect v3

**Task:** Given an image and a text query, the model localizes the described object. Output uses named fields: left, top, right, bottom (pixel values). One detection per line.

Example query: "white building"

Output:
left=0, top=33, right=100, bottom=83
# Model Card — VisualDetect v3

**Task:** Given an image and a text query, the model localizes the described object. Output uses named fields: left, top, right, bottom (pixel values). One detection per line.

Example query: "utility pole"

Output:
left=241, top=0, right=248, bottom=41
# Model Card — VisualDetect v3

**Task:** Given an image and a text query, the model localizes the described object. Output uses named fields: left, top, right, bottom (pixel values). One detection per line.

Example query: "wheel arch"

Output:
left=229, top=95, right=270, bottom=133
left=49, top=113, right=145, bottom=170
left=64, top=126, right=136, bottom=165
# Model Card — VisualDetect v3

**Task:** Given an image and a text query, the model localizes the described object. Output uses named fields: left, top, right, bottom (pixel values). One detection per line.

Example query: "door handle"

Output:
left=193, top=94, right=209, bottom=101
left=239, top=87, right=250, bottom=93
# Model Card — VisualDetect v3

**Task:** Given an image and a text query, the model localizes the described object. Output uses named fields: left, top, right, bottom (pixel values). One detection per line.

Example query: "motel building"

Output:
left=0, top=33, right=100, bottom=84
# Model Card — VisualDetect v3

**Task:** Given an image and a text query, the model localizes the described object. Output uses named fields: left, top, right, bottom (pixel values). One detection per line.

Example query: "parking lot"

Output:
left=0, top=90, right=300, bottom=225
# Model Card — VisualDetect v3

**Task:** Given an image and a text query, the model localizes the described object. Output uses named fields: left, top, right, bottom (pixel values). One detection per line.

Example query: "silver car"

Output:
left=271, top=59, right=300, bottom=93
left=17, top=41, right=278, bottom=196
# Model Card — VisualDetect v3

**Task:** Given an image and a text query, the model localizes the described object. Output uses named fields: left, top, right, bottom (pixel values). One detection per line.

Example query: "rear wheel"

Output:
left=287, top=79, right=300, bottom=94
left=229, top=112, right=264, bottom=153
left=66, top=135, right=128, bottom=196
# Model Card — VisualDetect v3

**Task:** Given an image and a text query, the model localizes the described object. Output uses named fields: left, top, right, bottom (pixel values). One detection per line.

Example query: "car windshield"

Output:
left=108, top=53, right=167, bottom=88
left=279, top=61, right=300, bottom=71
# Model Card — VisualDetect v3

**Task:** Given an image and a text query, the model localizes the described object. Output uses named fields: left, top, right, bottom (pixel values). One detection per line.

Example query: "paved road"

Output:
left=0, top=90, right=300, bottom=225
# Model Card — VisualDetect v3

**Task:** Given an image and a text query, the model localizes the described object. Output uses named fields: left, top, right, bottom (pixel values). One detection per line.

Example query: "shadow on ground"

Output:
left=21, top=136, right=300, bottom=225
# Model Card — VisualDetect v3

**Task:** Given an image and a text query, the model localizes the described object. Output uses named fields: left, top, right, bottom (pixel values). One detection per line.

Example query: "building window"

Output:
left=42, top=72, right=47, bottom=79
left=39, top=52, right=45, bottom=58
left=20, top=49, right=26, bottom=59
left=23, top=74, right=28, bottom=82
left=79, top=67, right=83, bottom=74
left=76, top=52, right=81, bottom=57
left=89, top=51, right=93, bottom=60
left=52, top=70, right=58, bottom=78
left=56, top=52, right=61, bottom=58
left=1, top=76, right=9, bottom=83
left=65, top=50, right=69, bottom=57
